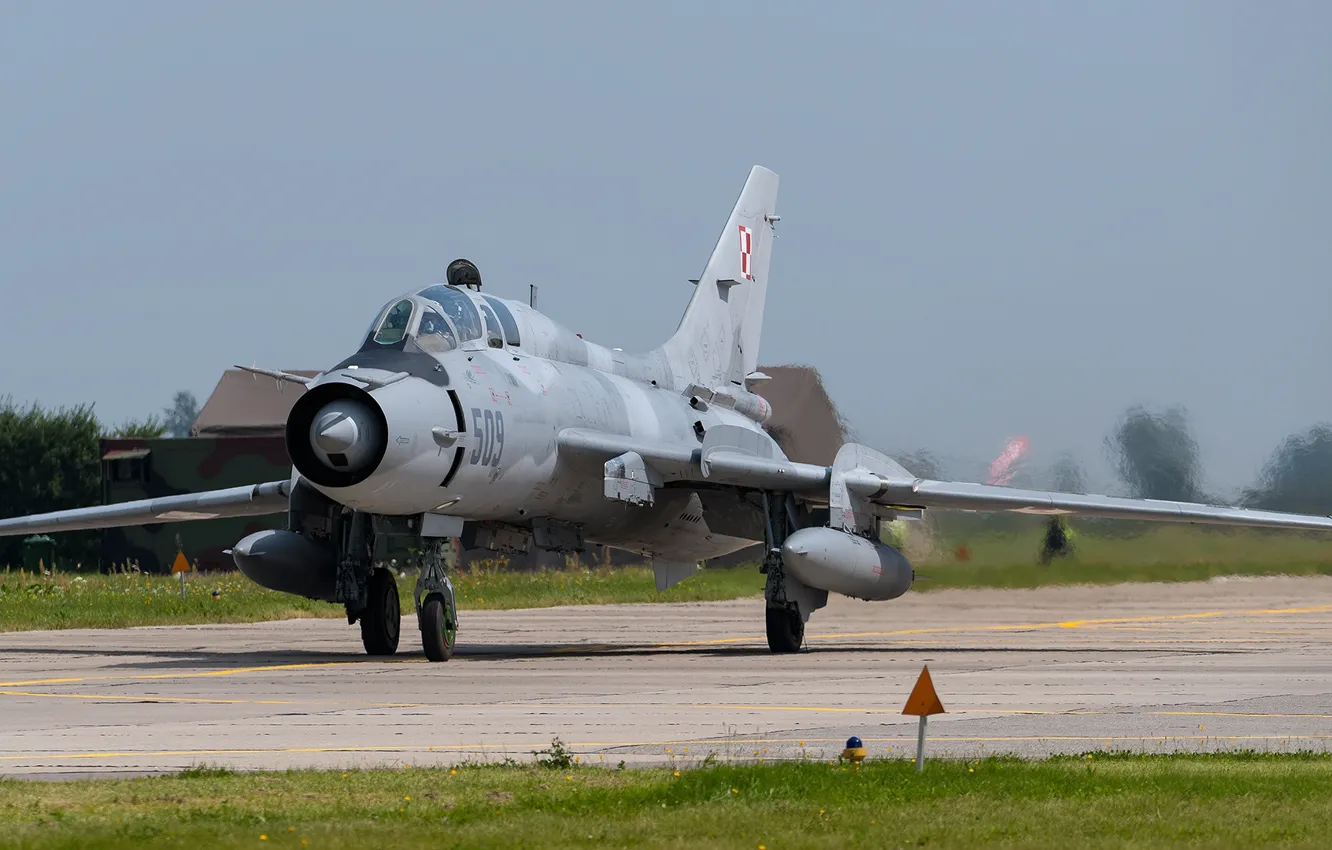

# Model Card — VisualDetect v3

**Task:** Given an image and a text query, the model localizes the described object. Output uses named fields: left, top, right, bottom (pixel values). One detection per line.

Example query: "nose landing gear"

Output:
left=414, top=540, right=458, bottom=662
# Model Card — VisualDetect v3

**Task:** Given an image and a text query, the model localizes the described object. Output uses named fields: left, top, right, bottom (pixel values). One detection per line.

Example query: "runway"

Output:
left=3, top=575, right=1332, bottom=778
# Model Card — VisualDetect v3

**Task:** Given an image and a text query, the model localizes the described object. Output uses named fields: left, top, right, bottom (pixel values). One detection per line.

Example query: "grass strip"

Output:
left=2, top=752, right=1331, bottom=848
left=912, top=525, right=1332, bottom=591
left=4, top=525, right=1332, bottom=632
left=0, top=564, right=762, bottom=632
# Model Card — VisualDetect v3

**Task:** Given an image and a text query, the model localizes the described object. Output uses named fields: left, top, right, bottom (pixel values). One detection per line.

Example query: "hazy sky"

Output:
left=2, top=1, right=1328, bottom=495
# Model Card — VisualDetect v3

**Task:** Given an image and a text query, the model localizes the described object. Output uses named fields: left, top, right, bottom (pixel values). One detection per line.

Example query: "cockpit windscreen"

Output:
left=372, top=299, right=414, bottom=345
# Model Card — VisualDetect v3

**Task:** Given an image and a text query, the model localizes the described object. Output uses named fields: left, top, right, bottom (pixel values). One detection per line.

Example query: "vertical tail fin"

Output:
left=659, top=166, right=779, bottom=390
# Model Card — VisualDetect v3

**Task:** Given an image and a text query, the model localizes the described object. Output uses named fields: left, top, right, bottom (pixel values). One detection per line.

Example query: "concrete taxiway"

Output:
left=3, top=576, right=1332, bottom=777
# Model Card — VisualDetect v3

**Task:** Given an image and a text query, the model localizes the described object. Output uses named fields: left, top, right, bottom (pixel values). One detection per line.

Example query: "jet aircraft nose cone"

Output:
left=314, top=411, right=360, bottom=453
left=305, top=397, right=384, bottom=473
left=286, top=381, right=390, bottom=488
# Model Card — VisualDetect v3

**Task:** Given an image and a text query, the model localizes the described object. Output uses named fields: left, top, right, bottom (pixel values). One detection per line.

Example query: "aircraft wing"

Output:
left=0, top=481, right=291, bottom=537
left=561, top=428, right=1332, bottom=533
left=847, top=476, right=1332, bottom=531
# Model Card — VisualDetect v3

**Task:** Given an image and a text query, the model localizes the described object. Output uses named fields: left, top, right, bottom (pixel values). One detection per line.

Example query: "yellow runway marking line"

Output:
left=661, top=604, right=1332, bottom=647
left=3, top=690, right=1331, bottom=722
left=5, top=734, right=1332, bottom=762
left=951, top=709, right=1332, bottom=720
left=0, top=693, right=1050, bottom=713
left=3, top=602, right=1329, bottom=688
left=939, top=637, right=1292, bottom=645
left=1080, top=639, right=1285, bottom=644
left=0, top=659, right=423, bottom=688
left=550, top=644, right=618, bottom=654
left=0, top=690, right=428, bottom=708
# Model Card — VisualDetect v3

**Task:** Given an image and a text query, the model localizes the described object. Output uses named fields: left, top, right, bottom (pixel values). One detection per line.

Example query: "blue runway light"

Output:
left=841, top=736, right=868, bottom=766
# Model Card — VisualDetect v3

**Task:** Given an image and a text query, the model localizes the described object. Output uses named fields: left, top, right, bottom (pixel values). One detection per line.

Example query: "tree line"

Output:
left=1104, top=405, right=1332, bottom=515
left=892, top=404, right=1332, bottom=515
left=0, top=393, right=198, bottom=568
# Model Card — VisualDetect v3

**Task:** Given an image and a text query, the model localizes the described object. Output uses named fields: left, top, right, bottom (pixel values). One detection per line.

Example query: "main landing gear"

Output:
left=359, top=567, right=401, bottom=655
left=759, top=492, right=827, bottom=654
left=333, top=511, right=403, bottom=657
left=765, top=604, right=804, bottom=654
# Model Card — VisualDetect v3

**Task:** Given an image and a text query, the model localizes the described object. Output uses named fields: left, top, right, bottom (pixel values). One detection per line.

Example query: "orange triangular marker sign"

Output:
left=902, top=665, right=945, bottom=716
left=171, top=551, right=191, bottom=574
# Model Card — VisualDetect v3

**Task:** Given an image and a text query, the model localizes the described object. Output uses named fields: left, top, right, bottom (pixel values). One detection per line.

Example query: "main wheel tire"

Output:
left=420, top=594, right=457, bottom=663
left=359, top=569, right=401, bottom=656
left=766, top=606, right=804, bottom=654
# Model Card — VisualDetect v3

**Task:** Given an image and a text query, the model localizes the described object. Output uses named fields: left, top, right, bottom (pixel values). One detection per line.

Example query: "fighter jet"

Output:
left=4, top=165, right=1332, bottom=661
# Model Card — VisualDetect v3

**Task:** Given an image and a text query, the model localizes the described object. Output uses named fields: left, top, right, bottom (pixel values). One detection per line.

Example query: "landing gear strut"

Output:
left=414, top=539, right=458, bottom=663
left=334, top=512, right=456, bottom=659
left=759, top=492, right=824, bottom=654
left=359, top=567, right=401, bottom=656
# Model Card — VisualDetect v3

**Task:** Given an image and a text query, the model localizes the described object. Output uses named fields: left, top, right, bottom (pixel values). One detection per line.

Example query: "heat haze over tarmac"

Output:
left=3, top=577, right=1332, bottom=778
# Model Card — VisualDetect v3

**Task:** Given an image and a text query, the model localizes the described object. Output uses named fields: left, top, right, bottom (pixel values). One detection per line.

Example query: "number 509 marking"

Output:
left=469, top=408, right=504, bottom=468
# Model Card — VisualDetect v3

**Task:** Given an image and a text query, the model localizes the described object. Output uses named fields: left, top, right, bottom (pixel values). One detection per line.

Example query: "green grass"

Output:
left=910, top=523, right=1332, bottom=591
left=2, top=753, right=1331, bottom=848
left=0, top=563, right=762, bottom=633
left=5, top=523, right=1332, bottom=633
left=449, top=560, right=761, bottom=609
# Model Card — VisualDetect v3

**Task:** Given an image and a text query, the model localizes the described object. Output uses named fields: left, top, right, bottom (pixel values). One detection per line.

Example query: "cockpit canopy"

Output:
left=418, top=285, right=517, bottom=349
left=418, top=285, right=485, bottom=344
left=415, top=307, right=458, bottom=354
left=360, top=284, right=514, bottom=356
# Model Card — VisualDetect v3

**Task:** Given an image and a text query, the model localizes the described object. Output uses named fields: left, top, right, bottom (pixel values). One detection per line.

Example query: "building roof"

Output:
left=192, top=369, right=320, bottom=437
left=756, top=365, right=848, bottom=466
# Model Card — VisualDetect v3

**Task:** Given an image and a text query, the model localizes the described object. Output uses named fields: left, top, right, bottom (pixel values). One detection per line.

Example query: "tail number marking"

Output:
left=738, top=224, right=753, bottom=281
left=469, top=408, right=505, bottom=468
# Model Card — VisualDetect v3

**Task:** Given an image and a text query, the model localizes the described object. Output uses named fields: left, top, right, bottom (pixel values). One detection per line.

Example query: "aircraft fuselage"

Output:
left=290, top=293, right=767, bottom=563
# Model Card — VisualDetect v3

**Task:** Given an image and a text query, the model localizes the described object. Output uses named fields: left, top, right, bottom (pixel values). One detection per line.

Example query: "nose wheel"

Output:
left=414, top=539, right=459, bottom=662
left=359, top=567, right=401, bottom=655
left=419, top=593, right=457, bottom=662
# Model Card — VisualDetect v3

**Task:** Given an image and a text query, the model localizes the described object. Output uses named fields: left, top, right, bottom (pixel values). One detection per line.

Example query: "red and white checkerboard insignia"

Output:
left=738, top=224, right=753, bottom=281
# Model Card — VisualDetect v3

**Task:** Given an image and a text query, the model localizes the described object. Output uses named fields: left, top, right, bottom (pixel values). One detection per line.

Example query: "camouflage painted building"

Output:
left=99, top=368, right=308, bottom=572
left=102, top=365, right=847, bottom=573
left=101, top=436, right=291, bottom=572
